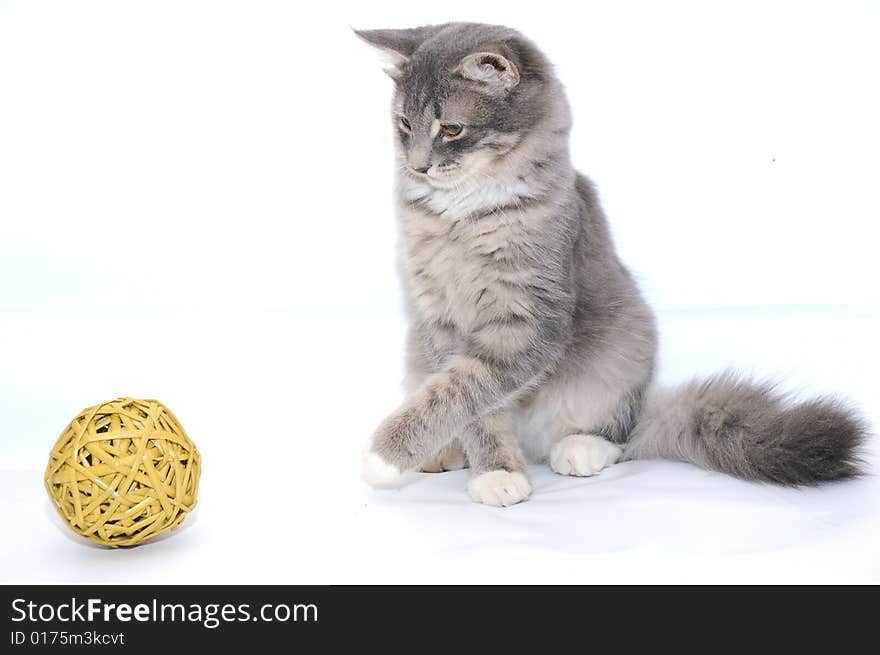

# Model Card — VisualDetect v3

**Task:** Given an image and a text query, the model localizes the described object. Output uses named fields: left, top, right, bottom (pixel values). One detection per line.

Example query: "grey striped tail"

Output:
left=624, top=371, right=866, bottom=485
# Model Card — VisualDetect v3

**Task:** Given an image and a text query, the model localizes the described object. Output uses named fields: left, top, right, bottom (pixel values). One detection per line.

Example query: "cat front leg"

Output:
left=363, top=355, right=501, bottom=483
left=363, top=291, right=569, bottom=491
left=462, top=411, right=531, bottom=507
left=362, top=351, right=552, bottom=487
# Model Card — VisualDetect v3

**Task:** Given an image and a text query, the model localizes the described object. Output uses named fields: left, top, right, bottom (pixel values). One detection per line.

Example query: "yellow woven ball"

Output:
left=45, top=398, right=201, bottom=547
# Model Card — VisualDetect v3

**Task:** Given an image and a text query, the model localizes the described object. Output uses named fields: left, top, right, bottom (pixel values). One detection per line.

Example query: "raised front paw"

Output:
left=363, top=407, right=421, bottom=488
left=420, top=441, right=469, bottom=473
left=362, top=450, right=408, bottom=488
left=550, top=433, right=622, bottom=477
left=467, top=470, right=531, bottom=507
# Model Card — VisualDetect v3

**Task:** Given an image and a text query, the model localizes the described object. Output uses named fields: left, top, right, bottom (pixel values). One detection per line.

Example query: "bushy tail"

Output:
left=624, top=371, right=867, bottom=485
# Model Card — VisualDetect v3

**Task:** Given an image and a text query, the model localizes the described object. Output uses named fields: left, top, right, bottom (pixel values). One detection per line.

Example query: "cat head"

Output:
left=356, top=23, right=568, bottom=191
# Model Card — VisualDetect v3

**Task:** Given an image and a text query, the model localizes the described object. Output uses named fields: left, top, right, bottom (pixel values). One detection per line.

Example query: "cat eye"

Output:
left=441, top=123, right=463, bottom=138
left=399, top=116, right=411, bottom=132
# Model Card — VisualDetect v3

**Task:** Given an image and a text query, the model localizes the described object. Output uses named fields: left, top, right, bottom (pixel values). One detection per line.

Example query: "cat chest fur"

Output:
left=400, top=205, right=542, bottom=334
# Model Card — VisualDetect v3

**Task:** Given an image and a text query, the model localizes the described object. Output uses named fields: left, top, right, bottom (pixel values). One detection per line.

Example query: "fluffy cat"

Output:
left=356, top=23, right=865, bottom=506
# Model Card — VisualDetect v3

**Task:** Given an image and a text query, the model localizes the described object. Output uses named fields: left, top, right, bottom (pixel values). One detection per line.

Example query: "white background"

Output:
left=0, top=0, right=878, bottom=584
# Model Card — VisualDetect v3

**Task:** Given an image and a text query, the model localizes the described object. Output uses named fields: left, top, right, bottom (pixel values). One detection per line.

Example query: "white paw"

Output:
left=362, top=450, right=407, bottom=488
left=550, top=434, right=622, bottom=477
left=467, top=471, right=531, bottom=507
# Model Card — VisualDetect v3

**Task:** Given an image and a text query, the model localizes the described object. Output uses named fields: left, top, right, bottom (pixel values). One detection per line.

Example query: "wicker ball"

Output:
left=45, top=398, right=201, bottom=547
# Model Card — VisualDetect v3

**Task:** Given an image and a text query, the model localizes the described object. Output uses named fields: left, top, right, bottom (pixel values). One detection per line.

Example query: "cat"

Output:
left=356, top=23, right=865, bottom=506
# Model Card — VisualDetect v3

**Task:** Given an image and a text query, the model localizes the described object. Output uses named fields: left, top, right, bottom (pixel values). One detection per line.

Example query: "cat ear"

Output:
left=354, top=26, right=439, bottom=79
left=457, top=52, right=521, bottom=92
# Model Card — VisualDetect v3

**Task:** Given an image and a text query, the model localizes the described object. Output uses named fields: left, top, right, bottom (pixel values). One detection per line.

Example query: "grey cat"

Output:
left=357, top=22, right=866, bottom=506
